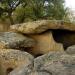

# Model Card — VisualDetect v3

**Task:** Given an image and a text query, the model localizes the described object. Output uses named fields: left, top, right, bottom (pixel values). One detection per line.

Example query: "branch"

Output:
left=8, top=0, right=20, bottom=11
left=0, top=7, right=5, bottom=13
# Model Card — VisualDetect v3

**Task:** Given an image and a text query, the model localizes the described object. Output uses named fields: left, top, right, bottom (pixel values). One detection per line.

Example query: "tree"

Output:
left=0, top=0, right=69, bottom=24
left=14, top=0, right=45, bottom=23
left=0, top=0, right=27, bottom=24
left=43, top=0, right=67, bottom=20
left=25, top=0, right=68, bottom=20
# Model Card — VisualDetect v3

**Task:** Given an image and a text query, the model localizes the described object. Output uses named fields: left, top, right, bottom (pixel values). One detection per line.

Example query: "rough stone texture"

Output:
left=9, top=63, right=33, bottom=75
left=0, top=32, right=35, bottom=49
left=60, top=55, right=75, bottom=75
left=34, top=51, right=75, bottom=75
left=0, top=49, right=34, bottom=75
left=34, top=51, right=66, bottom=70
left=29, top=31, right=64, bottom=56
left=10, top=20, right=75, bottom=34
left=29, top=71, right=51, bottom=75
left=8, top=51, right=65, bottom=75
left=10, top=20, right=49, bottom=34
left=66, top=45, right=75, bottom=55
left=9, top=65, right=51, bottom=75
left=8, top=51, right=75, bottom=75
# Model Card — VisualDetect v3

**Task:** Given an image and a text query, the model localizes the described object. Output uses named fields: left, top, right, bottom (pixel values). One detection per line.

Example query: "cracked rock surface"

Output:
left=9, top=51, right=75, bottom=75
left=0, top=49, right=34, bottom=75
left=10, top=20, right=75, bottom=34
left=0, top=32, right=35, bottom=49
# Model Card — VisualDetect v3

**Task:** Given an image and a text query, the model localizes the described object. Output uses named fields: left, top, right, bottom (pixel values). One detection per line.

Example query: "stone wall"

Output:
left=0, top=20, right=75, bottom=75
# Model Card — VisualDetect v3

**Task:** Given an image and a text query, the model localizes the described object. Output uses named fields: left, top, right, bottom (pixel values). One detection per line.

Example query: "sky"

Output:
left=65, top=0, right=75, bottom=10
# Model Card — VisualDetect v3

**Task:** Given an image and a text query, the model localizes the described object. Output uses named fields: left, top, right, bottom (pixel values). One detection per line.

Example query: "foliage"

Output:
left=0, top=0, right=70, bottom=24
left=0, top=0, right=27, bottom=24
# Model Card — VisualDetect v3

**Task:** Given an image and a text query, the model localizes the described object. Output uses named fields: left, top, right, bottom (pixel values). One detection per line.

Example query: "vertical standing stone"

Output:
left=29, top=31, right=64, bottom=56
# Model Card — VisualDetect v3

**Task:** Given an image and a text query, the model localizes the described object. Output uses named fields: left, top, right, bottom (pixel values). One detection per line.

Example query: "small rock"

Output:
left=66, top=45, right=75, bottom=55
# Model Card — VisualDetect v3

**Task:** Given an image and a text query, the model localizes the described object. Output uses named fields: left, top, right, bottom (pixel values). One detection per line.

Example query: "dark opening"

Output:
left=6, top=68, right=13, bottom=75
left=35, top=54, right=43, bottom=58
left=52, top=29, right=75, bottom=49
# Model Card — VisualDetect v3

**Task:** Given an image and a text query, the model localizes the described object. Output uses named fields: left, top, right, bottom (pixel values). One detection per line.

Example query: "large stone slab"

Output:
left=53, top=30, right=75, bottom=49
left=10, top=20, right=75, bottom=34
left=28, top=31, right=64, bottom=56
left=0, top=32, right=35, bottom=49
left=0, top=49, right=34, bottom=75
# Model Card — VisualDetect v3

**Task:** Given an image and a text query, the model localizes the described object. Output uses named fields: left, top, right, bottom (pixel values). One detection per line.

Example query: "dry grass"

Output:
left=0, top=23, right=10, bottom=32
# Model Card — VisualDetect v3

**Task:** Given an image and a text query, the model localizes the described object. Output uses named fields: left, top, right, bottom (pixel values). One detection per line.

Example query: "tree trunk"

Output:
left=8, top=13, right=14, bottom=25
